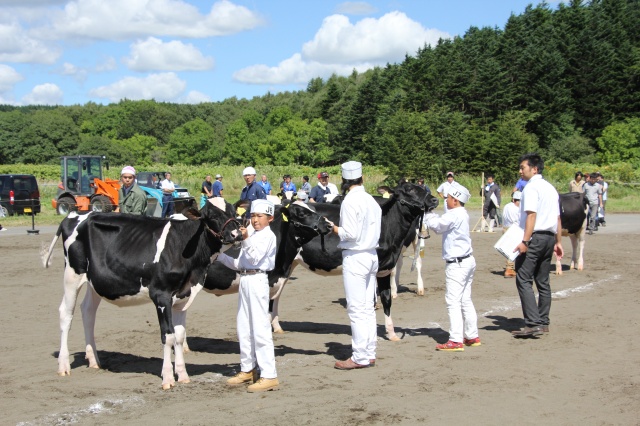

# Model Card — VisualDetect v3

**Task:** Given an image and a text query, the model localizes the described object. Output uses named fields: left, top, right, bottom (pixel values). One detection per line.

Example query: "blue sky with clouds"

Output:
left=0, top=0, right=559, bottom=106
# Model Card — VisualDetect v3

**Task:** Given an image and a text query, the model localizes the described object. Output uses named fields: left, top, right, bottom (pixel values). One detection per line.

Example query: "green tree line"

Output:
left=1, top=0, right=639, bottom=185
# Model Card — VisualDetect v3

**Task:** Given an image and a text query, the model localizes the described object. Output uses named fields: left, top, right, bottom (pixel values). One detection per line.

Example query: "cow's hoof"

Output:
left=273, top=328, right=285, bottom=334
left=391, top=294, right=397, bottom=299
left=386, top=334, right=401, bottom=342
left=178, top=379, right=191, bottom=384
left=57, top=371, right=70, bottom=377
left=161, top=382, right=176, bottom=390
left=88, top=364, right=100, bottom=369
left=416, top=290, right=425, bottom=296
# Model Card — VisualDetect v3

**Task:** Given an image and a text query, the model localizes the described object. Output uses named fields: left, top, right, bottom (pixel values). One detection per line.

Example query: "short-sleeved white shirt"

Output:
left=160, top=179, right=175, bottom=192
left=519, top=174, right=559, bottom=233
left=437, top=181, right=453, bottom=197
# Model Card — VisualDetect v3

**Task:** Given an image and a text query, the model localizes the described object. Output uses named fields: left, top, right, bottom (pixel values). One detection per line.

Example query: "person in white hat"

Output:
left=501, top=191, right=522, bottom=277
left=117, top=166, right=147, bottom=215
left=212, top=174, right=224, bottom=197
left=423, top=182, right=480, bottom=352
left=217, top=199, right=279, bottom=392
left=437, top=171, right=456, bottom=213
left=329, top=161, right=382, bottom=370
left=240, top=166, right=266, bottom=201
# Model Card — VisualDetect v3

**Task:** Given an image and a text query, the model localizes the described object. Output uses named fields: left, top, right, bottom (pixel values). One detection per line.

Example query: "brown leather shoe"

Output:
left=511, top=326, right=544, bottom=337
left=226, top=369, right=258, bottom=385
left=334, top=358, right=372, bottom=370
left=541, top=325, right=549, bottom=333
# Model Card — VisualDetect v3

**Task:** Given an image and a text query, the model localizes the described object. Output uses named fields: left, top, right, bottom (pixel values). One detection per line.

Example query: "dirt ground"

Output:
left=1, top=213, right=639, bottom=425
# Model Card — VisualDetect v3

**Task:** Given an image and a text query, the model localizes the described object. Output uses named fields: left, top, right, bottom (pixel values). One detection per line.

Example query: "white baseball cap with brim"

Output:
left=242, top=167, right=257, bottom=176
left=251, top=199, right=274, bottom=216
left=341, top=161, right=362, bottom=180
left=448, top=182, right=470, bottom=203
left=512, top=191, right=522, bottom=200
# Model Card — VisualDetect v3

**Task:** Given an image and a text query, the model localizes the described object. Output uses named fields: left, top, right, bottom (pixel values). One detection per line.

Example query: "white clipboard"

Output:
left=494, top=225, right=524, bottom=261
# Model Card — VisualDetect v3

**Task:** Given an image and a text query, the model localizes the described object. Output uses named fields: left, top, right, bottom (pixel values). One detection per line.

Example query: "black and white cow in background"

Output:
left=266, top=182, right=438, bottom=341
left=42, top=198, right=242, bottom=390
left=555, top=192, right=588, bottom=275
left=389, top=216, right=429, bottom=298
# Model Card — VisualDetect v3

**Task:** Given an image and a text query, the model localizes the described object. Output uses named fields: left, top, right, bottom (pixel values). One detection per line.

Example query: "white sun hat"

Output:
left=341, top=161, right=362, bottom=179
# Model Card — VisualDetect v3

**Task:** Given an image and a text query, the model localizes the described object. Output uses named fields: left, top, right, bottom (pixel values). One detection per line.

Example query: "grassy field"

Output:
left=2, top=168, right=638, bottom=227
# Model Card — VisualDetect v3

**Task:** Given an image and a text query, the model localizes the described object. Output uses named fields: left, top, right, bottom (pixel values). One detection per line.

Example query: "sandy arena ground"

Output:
left=1, top=213, right=639, bottom=425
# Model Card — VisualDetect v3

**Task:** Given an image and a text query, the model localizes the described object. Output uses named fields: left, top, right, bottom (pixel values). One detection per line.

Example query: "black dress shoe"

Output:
left=541, top=325, right=549, bottom=333
left=511, top=326, right=544, bottom=337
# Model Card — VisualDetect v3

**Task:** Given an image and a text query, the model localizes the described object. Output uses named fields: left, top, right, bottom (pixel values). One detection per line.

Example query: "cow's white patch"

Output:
left=153, top=222, right=172, bottom=263
left=159, top=306, right=165, bottom=313
left=107, top=285, right=151, bottom=307
left=292, top=200, right=313, bottom=211
left=208, top=197, right=226, bottom=211
left=179, top=283, right=203, bottom=311
left=169, top=213, right=188, bottom=221
left=64, top=211, right=93, bottom=253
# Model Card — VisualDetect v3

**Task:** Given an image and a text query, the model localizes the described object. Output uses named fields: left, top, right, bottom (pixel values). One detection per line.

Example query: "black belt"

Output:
left=533, top=231, right=555, bottom=236
left=446, top=254, right=472, bottom=264
left=239, top=269, right=266, bottom=275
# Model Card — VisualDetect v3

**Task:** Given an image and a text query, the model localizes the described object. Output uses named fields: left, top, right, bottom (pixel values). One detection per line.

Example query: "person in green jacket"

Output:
left=118, top=166, right=147, bottom=215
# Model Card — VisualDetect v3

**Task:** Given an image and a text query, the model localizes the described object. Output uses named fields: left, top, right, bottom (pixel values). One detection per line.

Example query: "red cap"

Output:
left=317, top=172, right=329, bottom=179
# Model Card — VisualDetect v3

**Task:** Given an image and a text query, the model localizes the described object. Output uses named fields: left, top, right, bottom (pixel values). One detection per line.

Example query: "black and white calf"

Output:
left=43, top=199, right=241, bottom=389
left=266, top=182, right=438, bottom=341
left=389, top=216, right=429, bottom=298
left=555, top=192, right=588, bottom=275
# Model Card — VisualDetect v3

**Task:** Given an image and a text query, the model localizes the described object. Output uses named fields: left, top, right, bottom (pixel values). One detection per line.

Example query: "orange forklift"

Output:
left=52, top=155, right=121, bottom=215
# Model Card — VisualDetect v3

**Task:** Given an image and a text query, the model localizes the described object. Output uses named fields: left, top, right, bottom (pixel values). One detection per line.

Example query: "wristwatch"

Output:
left=522, top=240, right=530, bottom=247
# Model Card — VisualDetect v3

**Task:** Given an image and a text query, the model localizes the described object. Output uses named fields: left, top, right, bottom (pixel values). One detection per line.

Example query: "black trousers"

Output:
left=514, top=233, right=555, bottom=327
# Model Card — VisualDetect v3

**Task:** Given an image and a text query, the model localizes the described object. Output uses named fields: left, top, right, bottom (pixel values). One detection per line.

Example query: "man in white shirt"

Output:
left=330, top=161, right=382, bottom=370
left=160, top=172, right=176, bottom=218
left=437, top=171, right=455, bottom=212
left=511, top=154, right=563, bottom=338
left=501, top=191, right=522, bottom=277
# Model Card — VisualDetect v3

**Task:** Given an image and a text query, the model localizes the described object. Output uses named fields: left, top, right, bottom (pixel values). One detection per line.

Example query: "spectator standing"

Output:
left=501, top=191, right=522, bottom=277
left=258, top=175, right=272, bottom=195
left=511, top=153, right=563, bottom=338
left=597, top=173, right=608, bottom=226
left=300, top=175, right=311, bottom=196
left=212, top=174, right=224, bottom=197
left=309, top=171, right=339, bottom=203
left=423, top=182, right=480, bottom=351
left=281, top=174, right=296, bottom=193
left=240, top=167, right=266, bottom=202
left=437, top=172, right=455, bottom=212
left=569, top=172, right=585, bottom=193
left=118, top=166, right=147, bottom=215
left=513, top=177, right=527, bottom=193
left=201, top=175, right=213, bottom=208
left=583, top=173, right=603, bottom=235
left=330, top=161, right=382, bottom=369
left=218, top=199, right=279, bottom=392
left=160, top=172, right=176, bottom=218
left=417, top=177, right=430, bottom=193
left=481, top=174, right=501, bottom=232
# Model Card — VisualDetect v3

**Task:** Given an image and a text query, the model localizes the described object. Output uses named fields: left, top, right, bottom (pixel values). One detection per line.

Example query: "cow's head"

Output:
left=392, top=182, right=439, bottom=213
left=184, top=198, right=242, bottom=244
left=282, top=201, right=333, bottom=246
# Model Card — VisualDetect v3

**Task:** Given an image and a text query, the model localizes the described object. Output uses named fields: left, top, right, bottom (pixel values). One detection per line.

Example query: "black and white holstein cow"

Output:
left=266, top=182, right=439, bottom=341
left=42, top=199, right=242, bottom=389
left=389, top=216, right=429, bottom=298
left=555, top=192, right=589, bottom=275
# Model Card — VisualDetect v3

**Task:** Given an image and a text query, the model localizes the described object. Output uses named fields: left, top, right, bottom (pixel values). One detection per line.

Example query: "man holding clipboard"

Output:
left=510, top=154, right=564, bottom=338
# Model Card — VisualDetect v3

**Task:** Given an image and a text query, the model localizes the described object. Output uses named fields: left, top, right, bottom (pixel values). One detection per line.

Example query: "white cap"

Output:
left=251, top=199, right=274, bottom=216
left=448, top=182, right=470, bottom=204
left=341, top=161, right=362, bottom=180
left=242, top=167, right=257, bottom=176
left=121, top=166, right=136, bottom=176
left=512, top=191, right=522, bottom=200
left=215, top=174, right=222, bottom=178
left=297, top=191, right=308, bottom=200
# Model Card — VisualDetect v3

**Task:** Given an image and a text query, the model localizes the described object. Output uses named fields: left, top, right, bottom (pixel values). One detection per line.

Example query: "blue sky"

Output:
left=0, top=0, right=560, bottom=106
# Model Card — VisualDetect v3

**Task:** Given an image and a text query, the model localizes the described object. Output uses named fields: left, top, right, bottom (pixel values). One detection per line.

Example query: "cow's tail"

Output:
left=42, top=223, right=63, bottom=268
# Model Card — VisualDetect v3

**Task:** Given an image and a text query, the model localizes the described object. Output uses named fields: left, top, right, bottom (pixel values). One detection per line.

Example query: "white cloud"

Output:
left=123, top=37, right=214, bottom=71
left=180, top=90, right=211, bottom=104
left=302, top=12, right=449, bottom=64
left=95, top=56, right=117, bottom=72
left=235, top=11, right=450, bottom=86
left=0, top=21, right=60, bottom=63
left=45, top=0, right=264, bottom=40
left=335, top=2, right=376, bottom=15
left=89, top=72, right=186, bottom=102
left=22, top=83, right=64, bottom=105
left=0, top=64, right=23, bottom=92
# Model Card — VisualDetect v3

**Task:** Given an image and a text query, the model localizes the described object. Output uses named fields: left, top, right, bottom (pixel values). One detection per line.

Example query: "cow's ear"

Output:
left=183, top=207, right=202, bottom=220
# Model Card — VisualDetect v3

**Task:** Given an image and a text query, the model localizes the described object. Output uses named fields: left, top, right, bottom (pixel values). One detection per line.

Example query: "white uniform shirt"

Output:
left=337, top=186, right=381, bottom=251
left=217, top=225, right=276, bottom=272
left=437, top=181, right=453, bottom=197
left=502, top=202, right=520, bottom=228
left=424, top=206, right=472, bottom=261
left=160, top=179, right=175, bottom=193
left=601, top=181, right=608, bottom=201
left=519, top=174, right=560, bottom=233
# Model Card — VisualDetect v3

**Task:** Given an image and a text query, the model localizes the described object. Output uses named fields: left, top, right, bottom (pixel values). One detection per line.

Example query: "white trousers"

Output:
left=237, top=274, right=277, bottom=378
left=342, top=249, right=378, bottom=365
left=444, top=256, right=478, bottom=343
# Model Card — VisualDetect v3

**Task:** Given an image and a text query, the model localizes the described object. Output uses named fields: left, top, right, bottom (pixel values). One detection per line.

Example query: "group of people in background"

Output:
left=570, top=171, right=607, bottom=234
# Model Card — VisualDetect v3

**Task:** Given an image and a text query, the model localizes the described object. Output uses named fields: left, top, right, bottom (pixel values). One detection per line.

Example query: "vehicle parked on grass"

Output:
left=136, top=171, right=195, bottom=215
left=0, top=174, right=41, bottom=216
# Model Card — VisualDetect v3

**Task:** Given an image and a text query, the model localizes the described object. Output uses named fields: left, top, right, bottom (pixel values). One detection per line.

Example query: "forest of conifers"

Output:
left=0, top=0, right=638, bottom=184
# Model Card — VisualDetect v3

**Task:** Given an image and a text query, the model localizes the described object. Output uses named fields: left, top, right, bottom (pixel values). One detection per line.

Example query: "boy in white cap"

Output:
left=501, top=191, right=522, bottom=277
left=217, top=199, right=279, bottom=392
left=330, top=161, right=382, bottom=369
left=117, top=166, right=147, bottom=215
left=424, top=182, right=480, bottom=351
